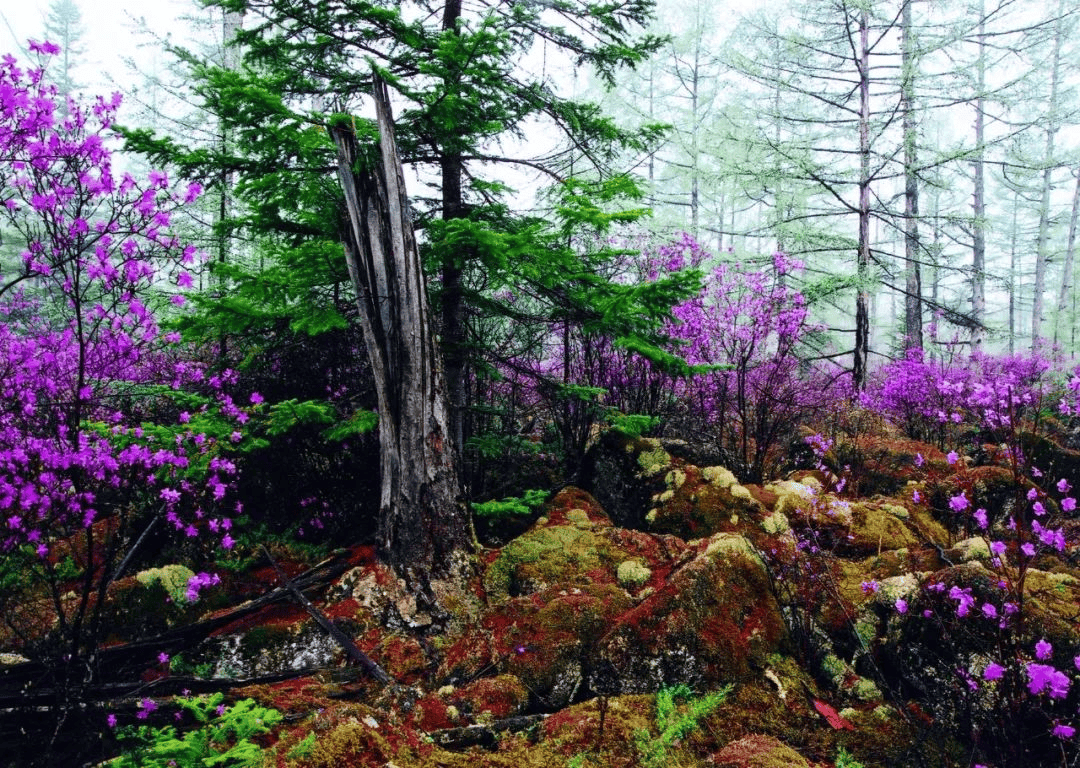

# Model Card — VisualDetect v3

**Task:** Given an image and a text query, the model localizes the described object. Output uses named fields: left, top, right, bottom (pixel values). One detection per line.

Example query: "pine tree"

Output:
left=43, top=0, right=85, bottom=97
left=123, top=0, right=697, bottom=601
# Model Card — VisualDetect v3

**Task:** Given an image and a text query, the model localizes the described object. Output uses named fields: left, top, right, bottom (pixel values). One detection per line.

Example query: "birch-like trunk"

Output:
left=853, top=8, right=872, bottom=389
left=902, top=0, right=922, bottom=352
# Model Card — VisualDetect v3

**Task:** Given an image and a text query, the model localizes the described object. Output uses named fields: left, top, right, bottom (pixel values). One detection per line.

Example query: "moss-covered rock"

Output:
left=591, top=534, right=786, bottom=693
left=581, top=431, right=675, bottom=529
left=712, top=734, right=810, bottom=768
left=644, top=464, right=765, bottom=541
left=483, top=491, right=633, bottom=599
left=451, top=674, right=530, bottom=719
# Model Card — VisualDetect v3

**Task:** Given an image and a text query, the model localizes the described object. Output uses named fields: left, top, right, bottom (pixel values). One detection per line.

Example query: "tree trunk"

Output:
left=902, top=0, right=922, bottom=352
left=1033, top=2, right=1064, bottom=349
left=853, top=8, right=872, bottom=389
left=971, top=0, right=986, bottom=348
left=1054, top=169, right=1080, bottom=347
left=440, top=0, right=468, bottom=468
left=331, top=76, right=472, bottom=607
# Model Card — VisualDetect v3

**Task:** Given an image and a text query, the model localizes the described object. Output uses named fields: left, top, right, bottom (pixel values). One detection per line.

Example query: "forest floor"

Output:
left=7, top=421, right=1080, bottom=768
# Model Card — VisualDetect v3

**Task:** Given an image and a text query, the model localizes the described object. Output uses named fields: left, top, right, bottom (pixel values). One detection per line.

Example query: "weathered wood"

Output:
left=330, top=75, right=472, bottom=607
left=260, top=545, right=394, bottom=686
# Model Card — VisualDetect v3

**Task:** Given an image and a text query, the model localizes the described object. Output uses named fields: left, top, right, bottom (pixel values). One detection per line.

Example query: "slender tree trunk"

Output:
left=1054, top=169, right=1080, bottom=347
left=332, top=76, right=472, bottom=608
left=853, top=8, right=872, bottom=389
left=440, top=0, right=468, bottom=468
left=972, top=0, right=986, bottom=348
left=902, top=0, right=922, bottom=352
left=1033, top=3, right=1063, bottom=349
left=1009, top=196, right=1019, bottom=354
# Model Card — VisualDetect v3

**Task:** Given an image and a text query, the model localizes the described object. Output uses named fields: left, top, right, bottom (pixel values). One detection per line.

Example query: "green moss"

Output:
left=617, top=560, right=652, bottom=589
left=637, top=439, right=673, bottom=478
left=135, top=564, right=196, bottom=604
left=702, top=465, right=738, bottom=488
left=484, top=523, right=628, bottom=598
left=761, top=511, right=790, bottom=535
left=665, top=469, right=687, bottom=489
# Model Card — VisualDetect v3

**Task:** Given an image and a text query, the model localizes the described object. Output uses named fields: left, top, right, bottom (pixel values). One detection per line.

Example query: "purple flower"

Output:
left=1021, top=542, right=1036, bottom=557
left=914, top=452, right=924, bottom=467
left=1052, top=723, right=1076, bottom=739
left=973, top=508, right=988, bottom=529
left=1027, top=487, right=1039, bottom=501
left=983, top=662, right=1004, bottom=681
left=1026, top=663, right=1071, bottom=699
left=912, top=489, right=921, bottom=504
left=158, top=652, right=169, bottom=665
left=949, top=492, right=969, bottom=513
left=1032, top=501, right=1045, bottom=516
left=861, top=580, right=879, bottom=594
left=106, top=713, right=117, bottom=728
left=249, top=392, right=264, bottom=405
left=1063, top=496, right=1076, bottom=512
left=1035, top=638, right=1052, bottom=660
left=981, top=603, right=997, bottom=619
left=894, top=598, right=908, bottom=614
left=946, top=451, right=959, bottom=465
left=1057, top=478, right=1071, bottom=494
left=989, top=540, right=1005, bottom=556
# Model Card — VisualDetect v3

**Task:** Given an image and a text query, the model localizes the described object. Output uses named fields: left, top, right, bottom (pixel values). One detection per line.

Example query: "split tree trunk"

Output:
left=331, top=76, right=472, bottom=606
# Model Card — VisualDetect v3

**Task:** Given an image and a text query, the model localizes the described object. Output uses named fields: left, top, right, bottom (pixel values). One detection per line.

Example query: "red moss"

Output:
left=545, top=487, right=611, bottom=527
left=452, top=674, right=529, bottom=718
left=413, top=693, right=458, bottom=731
left=207, top=601, right=308, bottom=637
left=372, top=635, right=429, bottom=684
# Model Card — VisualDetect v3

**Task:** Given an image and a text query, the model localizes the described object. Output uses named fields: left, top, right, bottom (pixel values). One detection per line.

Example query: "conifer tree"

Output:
left=123, top=0, right=697, bottom=597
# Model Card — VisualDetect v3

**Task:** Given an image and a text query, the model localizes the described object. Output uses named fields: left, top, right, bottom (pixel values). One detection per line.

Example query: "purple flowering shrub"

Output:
left=858, top=359, right=1079, bottom=765
left=862, top=349, right=1053, bottom=447
left=647, top=235, right=836, bottom=482
left=0, top=45, right=248, bottom=727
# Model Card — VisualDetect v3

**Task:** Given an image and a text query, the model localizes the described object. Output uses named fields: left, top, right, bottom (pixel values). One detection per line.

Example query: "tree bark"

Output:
left=902, top=0, right=922, bottom=352
left=853, top=8, right=872, bottom=390
left=1033, top=2, right=1064, bottom=349
left=971, top=0, right=986, bottom=348
left=331, top=76, right=472, bottom=606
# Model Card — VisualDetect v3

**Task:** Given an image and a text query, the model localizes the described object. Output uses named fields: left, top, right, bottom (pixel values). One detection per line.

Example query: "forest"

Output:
left=0, top=0, right=1079, bottom=766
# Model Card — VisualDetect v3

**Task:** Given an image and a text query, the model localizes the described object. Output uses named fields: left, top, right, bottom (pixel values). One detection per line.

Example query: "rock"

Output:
left=646, top=464, right=765, bottom=540
left=581, top=431, right=675, bottom=529
left=711, top=734, right=810, bottom=768
left=591, top=534, right=786, bottom=693
left=450, top=674, right=529, bottom=719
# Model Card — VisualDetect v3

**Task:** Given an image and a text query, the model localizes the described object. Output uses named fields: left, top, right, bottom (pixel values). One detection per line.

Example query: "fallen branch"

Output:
left=260, top=545, right=396, bottom=687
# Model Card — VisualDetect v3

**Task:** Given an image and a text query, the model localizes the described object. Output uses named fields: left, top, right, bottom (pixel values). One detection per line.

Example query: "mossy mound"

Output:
left=483, top=487, right=677, bottom=600
left=842, top=499, right=947, bottom=556
left=591, top=534, right=786, bottom=693
left=644, top=464, right=765, bottom=541
left=451, top=673, right=530, bottom=720
left=712, top=734, right=810, bottom=768
left=833, top=435, right=948, bottom=496
left=491, top=583, right=635, bottom=708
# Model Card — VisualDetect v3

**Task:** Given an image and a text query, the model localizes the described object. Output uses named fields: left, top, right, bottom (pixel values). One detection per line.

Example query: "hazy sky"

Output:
left=0, top=0, right=196, bottom=95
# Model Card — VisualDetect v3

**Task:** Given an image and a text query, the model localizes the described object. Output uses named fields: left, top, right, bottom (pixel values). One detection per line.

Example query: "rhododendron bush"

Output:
left=0, top=44, right=246, bottom=722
